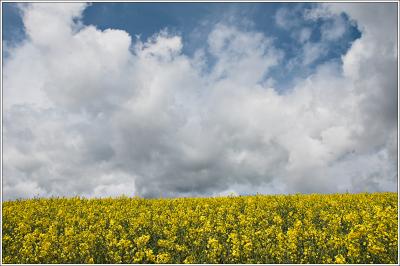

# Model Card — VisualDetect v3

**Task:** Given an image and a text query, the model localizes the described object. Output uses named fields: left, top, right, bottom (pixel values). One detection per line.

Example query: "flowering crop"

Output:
left=2, top=192, right=398, bottom=264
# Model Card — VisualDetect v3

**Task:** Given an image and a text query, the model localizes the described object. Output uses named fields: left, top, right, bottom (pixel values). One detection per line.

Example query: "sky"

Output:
left=2, top=2, right=398, bottom=200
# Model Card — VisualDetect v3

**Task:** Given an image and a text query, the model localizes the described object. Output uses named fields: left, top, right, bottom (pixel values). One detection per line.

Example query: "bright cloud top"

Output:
left=3, top=3, right=397, bottom=199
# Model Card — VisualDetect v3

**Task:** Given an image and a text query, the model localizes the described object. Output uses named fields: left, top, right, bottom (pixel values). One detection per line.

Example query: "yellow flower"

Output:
left=155, top=253, right=171, bottom=264
left=335, top=254, right=346, bottom=264
left=2, top=192, right=397, bottom=264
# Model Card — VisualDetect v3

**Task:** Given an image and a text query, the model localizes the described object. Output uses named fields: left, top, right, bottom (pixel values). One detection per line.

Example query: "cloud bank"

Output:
left=3, top=3, right=397, bottom=199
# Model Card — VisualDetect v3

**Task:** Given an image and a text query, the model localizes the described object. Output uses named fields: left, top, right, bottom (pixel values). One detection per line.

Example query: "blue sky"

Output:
left=3, top=2, right=361, bottom=91
left=2, top=3, right=396, bottom=199
left=3, top=3, right=25, bottom=44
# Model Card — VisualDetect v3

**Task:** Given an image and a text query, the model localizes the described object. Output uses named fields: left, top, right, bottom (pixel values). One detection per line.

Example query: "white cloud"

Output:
left=327, top=3, right=397, bottom=155
left=22, top=3, right=87, bottom=47
left=137, top=30, right=183, bottom=61
left=207, top=23, right=283, bottom=84
left=321, top=15, right=347, bottom=41
left=301, top=42, right=325, bottom=65
left=298, top=27, right=312, bottom=43
left=3, top=3, right=397, bottom=200
left=275, top=7, right=293, bottom=29
left=279, top=4, right=354, bottom=68
left=275, top=7, right=303, bottom=30
left=304, top=5, right=348, bottom=41
left=303, top=4, right=332, bottom=21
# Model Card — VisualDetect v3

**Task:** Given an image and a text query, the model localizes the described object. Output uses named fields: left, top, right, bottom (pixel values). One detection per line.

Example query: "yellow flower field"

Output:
left=2, top=192, right=398, bottom=264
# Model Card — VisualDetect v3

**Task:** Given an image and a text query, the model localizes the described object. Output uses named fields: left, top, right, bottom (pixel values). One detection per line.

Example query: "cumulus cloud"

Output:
left=3, top=3, right=397, bottom=200
left=277, top=4, right=356, bottom=68
left=275, top=6, right=305, bottom=30
left=327, top=3, right=397, bottom=154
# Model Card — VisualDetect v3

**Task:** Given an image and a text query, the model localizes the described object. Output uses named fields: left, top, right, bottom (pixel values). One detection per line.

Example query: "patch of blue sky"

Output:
left=81, top=3, right=225, bottom=54
left=3, top=2, right=361, bottom=92
left=260, top=5, right=361, bottom=92
left=82, top=3, right=361, bottom=91
left=2, top=3, right=26, bottom=59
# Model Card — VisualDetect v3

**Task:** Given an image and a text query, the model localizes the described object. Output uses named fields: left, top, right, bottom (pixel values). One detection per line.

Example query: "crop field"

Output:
left=2, top=192, right=398, bottom=264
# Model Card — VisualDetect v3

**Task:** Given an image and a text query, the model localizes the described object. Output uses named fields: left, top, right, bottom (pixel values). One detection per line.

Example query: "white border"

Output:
left=0, top=0, right=399, bottom=2
left=0, top=1, right=399, bottom=265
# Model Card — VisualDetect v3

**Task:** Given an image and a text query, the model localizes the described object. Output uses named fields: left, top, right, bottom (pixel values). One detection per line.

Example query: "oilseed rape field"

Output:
left=2, top=192, right=398, bottom=264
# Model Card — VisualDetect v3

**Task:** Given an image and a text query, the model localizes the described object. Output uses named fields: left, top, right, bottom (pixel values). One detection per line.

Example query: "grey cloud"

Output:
left=328, top=3, right=397, bottom=158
